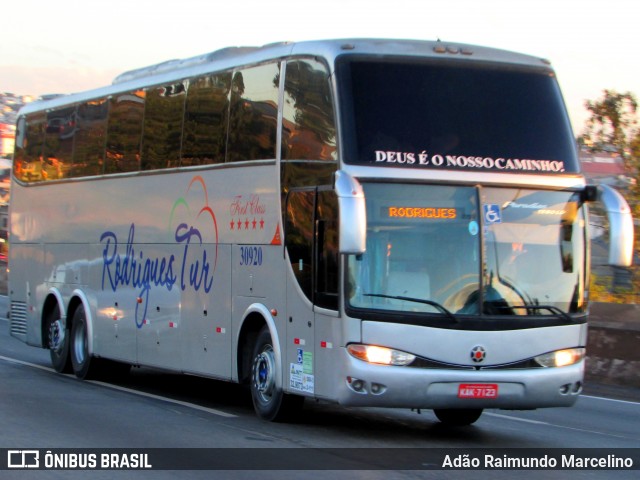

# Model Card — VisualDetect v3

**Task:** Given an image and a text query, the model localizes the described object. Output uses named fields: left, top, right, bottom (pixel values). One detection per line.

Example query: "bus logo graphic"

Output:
left=8, top=450, right=40, bottom=468
left=470, top=345, right=487, bottom=363
left=483, top=204, right=502, bottom=224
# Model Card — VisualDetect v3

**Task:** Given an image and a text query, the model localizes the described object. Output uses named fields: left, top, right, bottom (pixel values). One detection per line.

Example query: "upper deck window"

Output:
left=181, top=73, right=231, bottom=166
left=226, top=63, right=280, bottom=162
left=105, top=90, right=145, bottom=174
left=141, top=82, right=186, bottom=170
left=337, top=58, right=579, bottom=173
left=281, top=59, right=337, bottom=162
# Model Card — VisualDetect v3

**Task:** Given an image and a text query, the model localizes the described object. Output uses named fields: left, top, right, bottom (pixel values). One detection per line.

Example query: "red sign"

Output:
left=458, top=383, right=499, bottom=399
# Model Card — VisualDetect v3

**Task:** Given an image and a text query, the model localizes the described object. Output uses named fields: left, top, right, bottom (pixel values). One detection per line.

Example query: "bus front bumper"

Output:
left=336, top=351, right=584, bottom=410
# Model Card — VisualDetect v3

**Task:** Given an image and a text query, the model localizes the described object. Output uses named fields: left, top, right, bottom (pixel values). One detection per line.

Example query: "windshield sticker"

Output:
left=468, top=221, right=479, bottom=236
left=374, top=150, right=566, bottom=173
left=483, top=204, right=502, bottom=225
left=506, top=201, right=567, bottom=215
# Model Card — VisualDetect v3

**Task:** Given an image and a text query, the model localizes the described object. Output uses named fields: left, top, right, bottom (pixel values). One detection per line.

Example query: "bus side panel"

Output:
left=313, top=310, right=343, bottom=400
left=181, top=243, right=232, bottom=379
left=8, top=243, right=44, bottom=346
left=232, top=244, right=287, bottom=381
left=90, top=242, right=138, bottom=365
left=136, top=244, right=182, bottom=371
left=42, top=244, right=88, bottom=289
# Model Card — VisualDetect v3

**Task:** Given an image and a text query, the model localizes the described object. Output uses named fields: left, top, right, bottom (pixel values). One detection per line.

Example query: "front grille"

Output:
left=409, top=355, right=541, bottom=370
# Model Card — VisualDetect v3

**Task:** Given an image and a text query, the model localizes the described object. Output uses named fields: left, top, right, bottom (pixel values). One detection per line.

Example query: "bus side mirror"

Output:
left=334, top=170, right=366, bottom=254
left=590, top=184, right=635, bottom=267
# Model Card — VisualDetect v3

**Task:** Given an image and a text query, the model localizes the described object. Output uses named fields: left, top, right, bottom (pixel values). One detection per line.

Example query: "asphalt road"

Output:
left=0, top=296, right=638, bottom=479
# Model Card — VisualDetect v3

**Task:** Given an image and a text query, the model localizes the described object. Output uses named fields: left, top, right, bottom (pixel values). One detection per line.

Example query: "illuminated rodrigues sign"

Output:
left=386, top=206, right=457, bottom=219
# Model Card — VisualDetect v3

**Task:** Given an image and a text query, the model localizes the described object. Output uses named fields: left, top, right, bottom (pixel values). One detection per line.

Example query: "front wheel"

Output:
left=433, top=408, right=483, bottom=426
left=250, top=326, right=303, bottom=421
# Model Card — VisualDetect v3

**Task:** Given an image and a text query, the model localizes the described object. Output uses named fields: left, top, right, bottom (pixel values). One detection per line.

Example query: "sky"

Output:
left=1, top=0, right=639, bottom=135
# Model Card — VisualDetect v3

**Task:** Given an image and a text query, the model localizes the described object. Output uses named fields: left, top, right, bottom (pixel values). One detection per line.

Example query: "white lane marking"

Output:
left=0, top=354, right=55, bottom=373
left=484, top=412, right=549, bottom=425
left=581, top=394, right=640, bottom=406
left=484, top=412, right=632, bottom=440
left=0, top=354, right=237, bottom=418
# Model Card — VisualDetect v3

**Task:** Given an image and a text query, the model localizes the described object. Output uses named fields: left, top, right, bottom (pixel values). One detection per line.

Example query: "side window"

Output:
left=105, top=90, right=145, bottom=173
left=227, top=63, right=279, bottom=162
left=285, top=188, right=340, bottom=310
left=182, top=73, right=231, bottom=166
left=43, top=107, right=76, bottom=180
left=282, top=59, right=337, bottom=161
left=285, top=189, right=315, bottom=300
left=73, top=99, right=108, bottom=177
left=141, top=82, right=186, bottom=170
left=315, top=189, right=339, bottom=310
left=13, top=112, right=46, bottom=182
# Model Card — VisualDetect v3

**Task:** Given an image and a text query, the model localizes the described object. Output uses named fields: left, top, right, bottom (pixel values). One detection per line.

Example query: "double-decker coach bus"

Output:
left=9, top=39, right=634, bottom=425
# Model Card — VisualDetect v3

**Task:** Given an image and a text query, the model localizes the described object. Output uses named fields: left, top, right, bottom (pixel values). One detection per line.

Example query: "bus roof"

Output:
left=19, top=38, right=553, bottom=115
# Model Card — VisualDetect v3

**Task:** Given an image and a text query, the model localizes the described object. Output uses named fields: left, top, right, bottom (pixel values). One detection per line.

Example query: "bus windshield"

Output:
left=347, top=184, right=588, bottom=323
left=337, top=57, right=579, bottom=173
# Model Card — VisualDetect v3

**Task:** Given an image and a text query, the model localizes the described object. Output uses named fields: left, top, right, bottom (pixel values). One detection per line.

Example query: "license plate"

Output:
left=458, top=383, right=499, bottom=399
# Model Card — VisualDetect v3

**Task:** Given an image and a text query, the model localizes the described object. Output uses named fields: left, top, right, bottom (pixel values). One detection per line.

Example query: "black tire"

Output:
left=250, top=326, right=303, bottom=422
left=433, top=408, right=483, bottom=426
left=45, top=305, right=72, bottom=373
left=69, top=305, right=99, bottom=380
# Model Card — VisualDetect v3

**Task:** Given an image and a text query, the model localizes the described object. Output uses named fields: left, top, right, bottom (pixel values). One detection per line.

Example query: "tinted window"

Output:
left=43, top=107, right=76, bottom=180
left=285, top=188, right=340, bottom=309
left=285, top=189, right=315, bottom=300
left=182, top=74, right=231, bottom=166
left=227, top=63, right=279, bottom=162
left=105, top=90, right=145, bottom=173
left=141, top=82, right=186, bottom=170
left=73, top=99, right=108, bottom=177
left=315, top=189, right=339, bottom=310
left=338, top=59, right=579, bottom=173
left=14, top=112, right=46, bottom=182
left=282, top=59, right=337, bottom=161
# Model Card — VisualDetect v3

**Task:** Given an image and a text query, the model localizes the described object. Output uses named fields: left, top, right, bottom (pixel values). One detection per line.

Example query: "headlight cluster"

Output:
left=534, top=348, right=585, bottom=368
left=347, top=344, right=415, bottom=366
left=347, top=344, right=584, bottom=368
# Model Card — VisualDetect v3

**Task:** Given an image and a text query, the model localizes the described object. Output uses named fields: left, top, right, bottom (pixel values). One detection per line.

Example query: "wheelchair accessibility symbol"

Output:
left=483, top=204, right=502, bottom=224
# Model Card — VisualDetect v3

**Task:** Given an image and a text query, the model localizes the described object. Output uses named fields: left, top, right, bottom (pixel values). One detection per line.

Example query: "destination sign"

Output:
left=384, top=206, right=457, bottom=219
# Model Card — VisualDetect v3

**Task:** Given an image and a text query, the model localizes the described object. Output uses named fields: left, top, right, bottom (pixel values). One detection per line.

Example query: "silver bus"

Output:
left=9, top=39, right=634, bottom=425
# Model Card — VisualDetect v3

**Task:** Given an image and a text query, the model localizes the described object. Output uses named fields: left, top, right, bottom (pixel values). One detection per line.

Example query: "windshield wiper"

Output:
left=363, top=294, right=459, bottom=323
left=506, top=305, right=574, bottom=323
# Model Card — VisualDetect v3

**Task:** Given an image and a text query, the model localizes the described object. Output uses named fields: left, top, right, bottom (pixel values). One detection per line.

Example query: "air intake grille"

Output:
left=10, top=301, right=28, bottom=336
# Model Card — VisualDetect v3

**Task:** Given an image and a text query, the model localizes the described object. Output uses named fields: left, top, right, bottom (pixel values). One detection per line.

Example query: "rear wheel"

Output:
left=70, top=305, right=99, bottom=380
left=250, top=326, right=303, bottom=421
left=45, top=305, right=72, bottom=373
left=433, top=408, right=483, bottom=426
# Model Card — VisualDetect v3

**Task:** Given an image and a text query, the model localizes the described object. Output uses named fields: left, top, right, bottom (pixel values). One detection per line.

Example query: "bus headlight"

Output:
left=347, top=344, right=416, bottom=366
left=534, top=348, right=585, bottom=368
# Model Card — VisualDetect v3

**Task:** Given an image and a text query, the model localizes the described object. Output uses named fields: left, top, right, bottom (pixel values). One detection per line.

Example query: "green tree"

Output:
left=581, top=90, right=639, bottom=303
left=582, top=90, right=637, bottom=157
left=581, top=89, right=639, bottom=217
